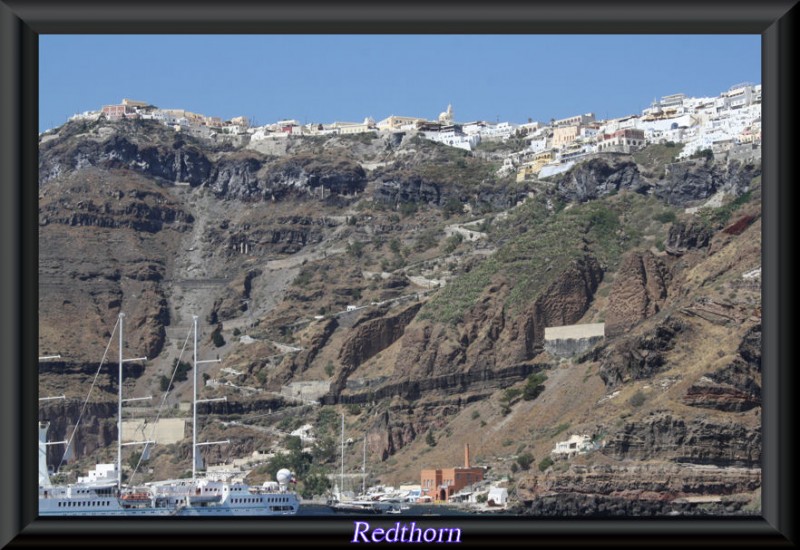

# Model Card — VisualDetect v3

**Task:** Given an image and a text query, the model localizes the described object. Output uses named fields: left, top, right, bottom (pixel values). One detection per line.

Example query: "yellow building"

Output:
left=516, top=162, right=538, bottom=182
left=121, top=98, right=150, bottom=108
left=533, top=150, right=555, bottom=170
left=376, top=115, right=426, bottom=131
left=334, top=119, right=376, bottom=135
left=553, top=125, right=581, bottom=148
left=516, top=150, right=556, bottom=181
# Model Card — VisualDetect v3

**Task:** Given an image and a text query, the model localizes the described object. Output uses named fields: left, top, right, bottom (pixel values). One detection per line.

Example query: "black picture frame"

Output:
left=1, top=1, right=796, bottom=547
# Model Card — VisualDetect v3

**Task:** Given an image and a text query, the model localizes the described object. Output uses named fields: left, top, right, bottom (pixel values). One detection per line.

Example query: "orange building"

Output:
left=420, top=445, right=484, bottom=502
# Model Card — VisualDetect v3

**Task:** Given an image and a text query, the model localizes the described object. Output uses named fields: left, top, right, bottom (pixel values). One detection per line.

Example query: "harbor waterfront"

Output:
left=297, top=503, right=483, bottom=516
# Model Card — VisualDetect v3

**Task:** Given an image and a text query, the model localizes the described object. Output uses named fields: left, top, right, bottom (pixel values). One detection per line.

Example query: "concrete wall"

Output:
left=544, top=335, right=604, bottom=357
left=544, top=323, right=605, bottom=357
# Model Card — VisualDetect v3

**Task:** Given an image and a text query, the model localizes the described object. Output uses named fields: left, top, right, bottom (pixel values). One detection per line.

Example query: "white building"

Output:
left=478, top=122, right=518, bottom=141
left=424, top=125, right=481, bottom=151
left=77, top=463, right=117, bottom=484
left=552, top=434, right=594, bottom=457
left=487, top=487, right=508, bottom=506
left=525, top=136, right=549, bottom=154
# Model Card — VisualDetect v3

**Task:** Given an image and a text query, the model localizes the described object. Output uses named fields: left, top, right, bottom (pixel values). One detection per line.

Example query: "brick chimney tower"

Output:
left=464, top=444, right=470, bottom=468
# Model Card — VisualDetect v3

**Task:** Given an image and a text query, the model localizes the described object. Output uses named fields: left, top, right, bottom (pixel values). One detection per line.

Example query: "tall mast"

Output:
left=340, top=413, right=344, bottom=498
left=192, top=315, right=198, bottom=480
left=362, top=435, right=366, bottom=496
left=117, top=312, right=124, bottom=492
left=191, top=315, right=225, bottom=480
left=113, top=313, right=151, bottom=492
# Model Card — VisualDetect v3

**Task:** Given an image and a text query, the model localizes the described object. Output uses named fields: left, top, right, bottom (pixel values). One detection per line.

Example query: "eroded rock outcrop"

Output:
left=683, top=325, right=761, bottom=412
left=655, top=159, right=761, bottom=206
left=554, top=158, right=648, bottom=202
left=666, top=220, right=714, bottom=255
left=394, top=256, right=602, bottom=381
left=596, top=315, right=686, bottom=388
left=605, top=251, right=671, bottom=337
left=338, top=303, right=422, bottom=369
left=604, top=412, right=761, bottom=467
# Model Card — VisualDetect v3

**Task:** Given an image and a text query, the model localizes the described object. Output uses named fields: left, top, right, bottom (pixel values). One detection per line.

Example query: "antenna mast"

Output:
left=192, top=315, right=224, bottom=479
left=116, top=312, right=149, bottom=492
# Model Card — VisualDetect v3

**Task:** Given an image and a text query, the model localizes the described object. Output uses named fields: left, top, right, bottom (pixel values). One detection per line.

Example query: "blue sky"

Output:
left=39, top=35, right=760, bottom=133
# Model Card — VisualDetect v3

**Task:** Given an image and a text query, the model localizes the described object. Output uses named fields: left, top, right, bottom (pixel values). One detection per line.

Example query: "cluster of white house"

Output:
left=67, top=99, right=253, bottom=136
left=69, top=83, right=760, bottom=175
left=507, top=82, right=761, bottom=181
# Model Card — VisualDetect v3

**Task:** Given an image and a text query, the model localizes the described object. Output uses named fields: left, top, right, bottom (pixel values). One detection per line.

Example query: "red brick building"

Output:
left=420, top=444, right=484, bottom=502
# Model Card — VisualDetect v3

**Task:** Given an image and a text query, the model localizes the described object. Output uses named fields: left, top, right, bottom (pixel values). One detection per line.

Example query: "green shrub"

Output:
left=503, top=387, right=522, bottom=402
left=629, top=390, right=646, bottom=408
left=523, top=372, right=548, bottom=400
left=211, top=327, right=225, bottom=348
left=654, top=210, right=677, bottom=224
left=516, top=452, right=534, bottom=471
left=164, top=359, right=192, bottom=383
left=538, top=457, right=554, bottom=472
left=425, top=431, right=436, bottom=447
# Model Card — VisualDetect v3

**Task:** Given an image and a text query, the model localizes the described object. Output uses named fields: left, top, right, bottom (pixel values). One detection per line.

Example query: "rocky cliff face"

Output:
left=604, top=412, right=761, bottom=467
left=517, top=462, right=760, bottom=516
left=338, top=303, right=422, bottom=369
left=553, top=158, right=648, bottom=202
left=666, top=220, right=714, bottom=255
left=655, top=159, right=760, bottom=206
left=683, top=325, right=761, bottom=412
left=604, top=251, right=671, bottom=337
left=40, top=400, right=118, bottom=469
left=40, top=122, right=367, bottom=202
left=39, top=170, right=179, bottom=363
left=596, top=315, right=687, bottom=388
left=392, top=256, right=602, bottom=382
left=40, top=132, right=213, bottom=187
left=551, top=156, right=760, bottom=207
left=208, top=154, right=367, bottom=201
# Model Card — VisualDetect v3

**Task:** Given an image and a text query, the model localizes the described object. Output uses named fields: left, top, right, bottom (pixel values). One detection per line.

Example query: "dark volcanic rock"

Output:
left=373, top=175, right=443, bottom=206
left=603, top=412, right=761, bottom=467
left=553, top=158, right=648, bottom=202
left=655, top=159, right=761, bottom=206
left=208, top=156, right=264, bottom=198
left=596, top=315, right=685, bottom=388
left=683, top=324, right=761, bottom=412
left=666, top=220, right=714, bottom=255
left=40, top=134, right=213, bottom=187
left=518, top=493, right=754, bottom=517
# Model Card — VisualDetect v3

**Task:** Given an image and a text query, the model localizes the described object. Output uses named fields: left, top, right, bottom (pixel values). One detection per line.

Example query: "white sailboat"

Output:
left=326, top=414, right=394, bottom=514
left=39, top=313, right=300, bottom=516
